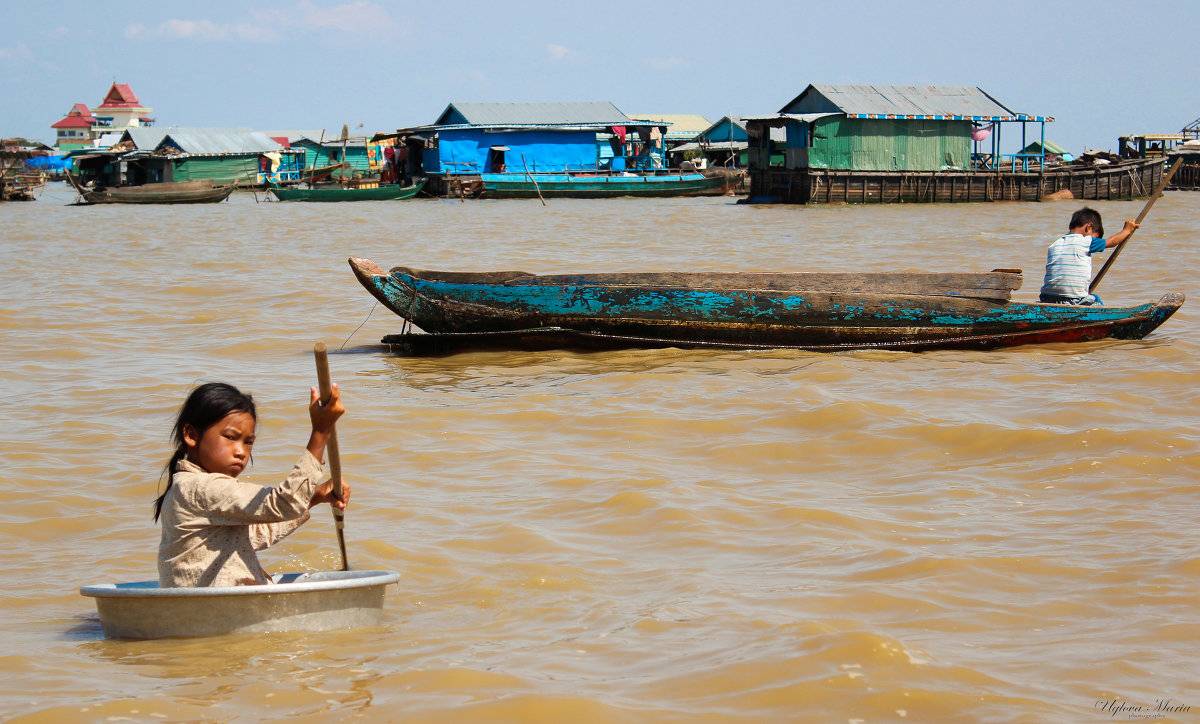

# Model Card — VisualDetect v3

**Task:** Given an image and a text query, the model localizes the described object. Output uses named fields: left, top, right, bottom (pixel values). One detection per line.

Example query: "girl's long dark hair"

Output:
left=155, top=382, right=256, bottom=522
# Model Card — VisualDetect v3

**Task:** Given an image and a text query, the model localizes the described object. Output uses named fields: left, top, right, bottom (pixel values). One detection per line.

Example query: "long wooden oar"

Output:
left=1090, top=157, right=1183, bottom=292
left=313, top=341, right=349, bottom=571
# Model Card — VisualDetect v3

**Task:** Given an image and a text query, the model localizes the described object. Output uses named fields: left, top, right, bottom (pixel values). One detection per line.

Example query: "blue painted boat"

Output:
left=348, top=258, right=1184, bottom=354
left=480, top=172, right=725, bottom=198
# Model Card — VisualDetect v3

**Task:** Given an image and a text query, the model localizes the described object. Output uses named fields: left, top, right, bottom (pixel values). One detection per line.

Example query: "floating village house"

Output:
left=632, top=114, right=712, bottom=156
left=288, top=133, right=373, bottom=178
left=1018, top=139, right=1072, bottom=164
left=667, top=116, right=776, bottom=168
left=386, top=101, right=672, bottom=195
left=744, top=83, right=1163, bottom=203
left=69, top=128, right=302, bottom=187
left=1, top=138, right=55, bottom=201
left=52, top=83, right=153, bottom=151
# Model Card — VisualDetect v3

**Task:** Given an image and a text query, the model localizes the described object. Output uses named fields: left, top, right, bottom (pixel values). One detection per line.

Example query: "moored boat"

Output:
left=348, top=257, right=1184, bottom=354
left=480, top=172, right=725, bottom=198
left=80, top=570, right=401, bottom=639
left=270, top=179, right=426, bottom=202
left=73, top=180, right=236, bottom=205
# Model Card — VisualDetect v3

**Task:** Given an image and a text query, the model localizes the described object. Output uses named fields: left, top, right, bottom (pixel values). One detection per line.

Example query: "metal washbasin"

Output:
left=80, top=570, right=401, bottom=639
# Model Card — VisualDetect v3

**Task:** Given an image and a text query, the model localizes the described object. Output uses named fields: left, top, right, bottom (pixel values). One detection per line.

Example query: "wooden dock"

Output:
left=747, top=157, right=1163, bottom=204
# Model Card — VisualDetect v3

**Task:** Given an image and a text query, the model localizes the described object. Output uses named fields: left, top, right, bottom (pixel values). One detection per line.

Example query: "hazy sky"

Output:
left=4, top=0, right=1198, bottom=153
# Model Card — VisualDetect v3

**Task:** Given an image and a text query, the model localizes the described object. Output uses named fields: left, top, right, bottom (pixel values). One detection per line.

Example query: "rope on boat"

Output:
left=398, top=291, right=420, bottom=336
left=339, top=301, right=378, bottom=350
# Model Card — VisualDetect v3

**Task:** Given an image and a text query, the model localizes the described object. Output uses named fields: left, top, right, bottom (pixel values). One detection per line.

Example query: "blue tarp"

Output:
left=25, top=155, right=68, bottom=172
left=434, top=129, right=600, bottom=174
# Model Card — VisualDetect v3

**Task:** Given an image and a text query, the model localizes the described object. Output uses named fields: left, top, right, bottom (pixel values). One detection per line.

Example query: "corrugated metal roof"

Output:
left=260, top=129, right=324, bottom=143
left=631, top=114, right=712, bottom=138
left=742, top=112, right=839, bottom=123
left=1020, top=139, right=1069, bottom=155
left=702, top=115, right=747, bottom=132
left=157, top=128, right=282, bottom=155
left=438, top=101, right=634, bottom=127
left=273, top=130, right=370, bottom=146
left=122, top=127, right=169, bottom=150
left=795, top=84, right=1016, bottom=117
left=95, top=132, right=125, bottom=148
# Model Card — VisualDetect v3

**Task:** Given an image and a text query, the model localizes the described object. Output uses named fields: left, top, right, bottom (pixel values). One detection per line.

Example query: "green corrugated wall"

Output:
left=807, top=118, right=971, bottom=171
left=296, top=141, right=371, bottom=173
left=171, top=156, right=260, bottom=183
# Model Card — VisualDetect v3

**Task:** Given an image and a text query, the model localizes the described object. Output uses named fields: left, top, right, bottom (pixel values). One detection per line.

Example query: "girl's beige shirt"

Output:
left=157, top=452, right=327, bottom=587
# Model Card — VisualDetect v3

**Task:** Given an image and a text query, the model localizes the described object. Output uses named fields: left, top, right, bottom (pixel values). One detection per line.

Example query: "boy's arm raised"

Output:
left=1105, top=219, right=1139, bottom=248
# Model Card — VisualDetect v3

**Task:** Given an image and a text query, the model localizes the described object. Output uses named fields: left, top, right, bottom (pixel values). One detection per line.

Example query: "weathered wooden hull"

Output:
left=80, top=181, right=236, bottom=205
left=480, top=172, right=726, bottom=198
left=1167, top=160, right=1200, bottom=191
left=746, top=156, right=1164, bottom=204
left=270, top=180, right=425, bottom=202
left=0, top=171, right=46, bottom=201
left=348, top=258, right=1183, bottom=354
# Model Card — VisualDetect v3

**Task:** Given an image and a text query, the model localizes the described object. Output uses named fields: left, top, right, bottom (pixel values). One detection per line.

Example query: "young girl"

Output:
left=155, top=382, right=351, bottom=587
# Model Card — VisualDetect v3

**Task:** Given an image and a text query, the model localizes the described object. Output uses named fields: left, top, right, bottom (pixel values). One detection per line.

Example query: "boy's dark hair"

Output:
left=1069, top=207, right=1104, bottom=238
left=154, top=382, right=256, bottom=522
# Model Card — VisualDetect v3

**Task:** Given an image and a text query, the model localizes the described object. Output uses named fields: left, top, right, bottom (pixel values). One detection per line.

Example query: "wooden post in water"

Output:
left=313, top=341, right=349, bottom=571
left=339, top=124, right=350, bottom=188
left=1090, top=157, right=1183, bottom=293
left=309, top=129, right=326, bottom=187
left=522, top=154, right=546, bottom=206
left=63, top=169, right=87, bottom=200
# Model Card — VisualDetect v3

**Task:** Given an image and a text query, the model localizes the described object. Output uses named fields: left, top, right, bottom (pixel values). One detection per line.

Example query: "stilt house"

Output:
left=385, top=101, right=671, bottom=194
left=733, top=84, right=1171, bottom=204
left=69, top=128, right=300, bottom=187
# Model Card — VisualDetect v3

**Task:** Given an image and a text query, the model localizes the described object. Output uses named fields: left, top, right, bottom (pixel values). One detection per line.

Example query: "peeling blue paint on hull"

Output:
left=348, top=259, right=1184, bottom=353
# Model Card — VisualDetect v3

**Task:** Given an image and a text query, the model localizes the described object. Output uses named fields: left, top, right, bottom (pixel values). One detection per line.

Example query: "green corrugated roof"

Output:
left=1019, top=139, right=1069, bottom=155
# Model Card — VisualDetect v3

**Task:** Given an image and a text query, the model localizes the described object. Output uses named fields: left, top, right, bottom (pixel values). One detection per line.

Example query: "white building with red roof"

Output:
left=51, top=83, right=154, bottom=150
left=91, top=83, right=154, bottom=133
left=50, top=103, right=98, bottom=150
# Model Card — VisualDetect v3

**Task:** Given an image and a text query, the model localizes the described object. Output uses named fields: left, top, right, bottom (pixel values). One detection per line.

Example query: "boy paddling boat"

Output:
left=1040, top=208, right=1138, bottom=306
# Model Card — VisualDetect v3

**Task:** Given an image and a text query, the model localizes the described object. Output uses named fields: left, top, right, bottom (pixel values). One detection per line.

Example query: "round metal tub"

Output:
left=80, top=570, right=401, bottom=639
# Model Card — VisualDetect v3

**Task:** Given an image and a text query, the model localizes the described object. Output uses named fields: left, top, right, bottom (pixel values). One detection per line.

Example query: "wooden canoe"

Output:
left=78, top=180, right=236, bottom=205
left=480, top=172, right=726, bottom=198
left=349, top=258, right=1184, bottom=354
left=270, top=180, right=425, bottom=202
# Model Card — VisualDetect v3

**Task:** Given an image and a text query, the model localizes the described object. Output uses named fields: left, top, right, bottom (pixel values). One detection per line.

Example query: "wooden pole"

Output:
left=310, top=129, right=326, bottom=187
left=313, top=341, right=349, bottom=571
left=1090, top=157, right=1183, bottom=293
left=63, top=169, right=88, bottom=199
left=521, top=153, right=546, bottom=206
left=340, top=124, right=350, bottom=188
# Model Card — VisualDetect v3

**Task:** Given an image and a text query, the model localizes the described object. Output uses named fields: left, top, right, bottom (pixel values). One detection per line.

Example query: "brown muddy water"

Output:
left=1, top=185, right=1197, bottom=722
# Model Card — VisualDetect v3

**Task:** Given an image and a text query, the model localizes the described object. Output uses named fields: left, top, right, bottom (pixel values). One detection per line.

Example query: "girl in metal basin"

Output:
left=154, top=382, right=350, bottom=587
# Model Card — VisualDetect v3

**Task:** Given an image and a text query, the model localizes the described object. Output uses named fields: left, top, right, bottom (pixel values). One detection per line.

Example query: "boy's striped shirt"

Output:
left=1040, top=232, right=1107, bottom=300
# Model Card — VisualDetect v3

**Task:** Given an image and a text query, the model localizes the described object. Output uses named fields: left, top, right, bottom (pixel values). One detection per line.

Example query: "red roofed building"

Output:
left=90, top=82, right=154, bottom=135
left=51, top=83, right=156, bottom=150
left=51, top=103, right=99, bottom=150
